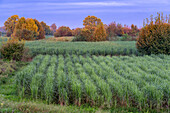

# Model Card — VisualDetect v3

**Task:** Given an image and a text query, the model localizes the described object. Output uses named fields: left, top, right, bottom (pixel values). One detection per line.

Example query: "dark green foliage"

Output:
left=0, top=39, right=28, bottom=61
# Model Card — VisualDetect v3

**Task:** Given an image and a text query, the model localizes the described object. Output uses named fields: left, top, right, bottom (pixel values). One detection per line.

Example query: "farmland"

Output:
left=26, top=40, right=139, bottom=57
left=16, top=54, right=170, bottom=110
left=0, top=36, right=170, bottom=112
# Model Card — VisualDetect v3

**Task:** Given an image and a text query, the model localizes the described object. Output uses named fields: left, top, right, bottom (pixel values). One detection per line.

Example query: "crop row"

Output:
left=16, top=54, right=170, bottom=109
left=25, top=41, right=140, bottom=56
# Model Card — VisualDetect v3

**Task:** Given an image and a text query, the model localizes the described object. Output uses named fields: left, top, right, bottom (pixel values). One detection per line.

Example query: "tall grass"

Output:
left=16, top=54, right=170, bottom=110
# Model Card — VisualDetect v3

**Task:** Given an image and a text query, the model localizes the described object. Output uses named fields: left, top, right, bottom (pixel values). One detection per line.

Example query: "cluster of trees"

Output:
left=72, top=16, right=140, bottom=41
left=3, top=15, right=140, bottom=41
left=73, top=16, right=107, bottom=41
left=106, top=22, right=139, bottom=41
left=4, top=15, right=55, bottom=40
left=54, top=26, right=72, bottom=37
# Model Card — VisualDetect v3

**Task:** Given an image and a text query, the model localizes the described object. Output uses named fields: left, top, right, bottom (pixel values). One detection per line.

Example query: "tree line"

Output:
left=3, top=15, right=140, bottom=41
left=4, top=15, right=56, bottom=40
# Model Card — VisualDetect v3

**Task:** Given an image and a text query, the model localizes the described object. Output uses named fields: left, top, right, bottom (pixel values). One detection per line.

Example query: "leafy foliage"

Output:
left=0, top=37, right=28, bottom=61
left=106, top=22, right=139, bottom=41
left=93, top=23, right=107, bottom=41
left=4, top=15, right=19, bottom=37
left=54, top=26, right=72, bottom=37
left=136, top=13, right=170, bottom=55
left=74, top=16, right=106, bottom=41
left=41, top=21, right=53, bottom=35
left=50, top=23, right=57, bottom=33
left=34, top=19, right=45, bottom=39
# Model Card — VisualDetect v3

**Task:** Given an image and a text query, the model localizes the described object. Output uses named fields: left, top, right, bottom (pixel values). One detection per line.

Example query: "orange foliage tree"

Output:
left=41, top=21, right=52, bottom=35
left=93, top=23, right=107, bottom=41
left=13, top=17, right=38, bottom=40
left=106, top=22, right=117, bottom=38
left=73, top=28, right=82, bottom=37
left=76, top=15, right=106, bottom=41
left=4, top=15, right=19, bottom=37
left=34, top=19, right=45, bottom=39
left=54, top=26, right=72, bottom=37
left=136, top=13, right=170, bottom=55
left=50, top=23, right=57, bottom=32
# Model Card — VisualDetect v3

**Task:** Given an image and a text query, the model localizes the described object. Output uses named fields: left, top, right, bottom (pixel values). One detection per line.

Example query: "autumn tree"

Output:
left=123, top=25, right=131, bottom=34
left=34, top=19, right=45, bottom=39
left=83, top=16, right=102, bottom=33
left=13, top=17, right=38, bottom=40
left=83, top=16, right=102, bottom=27
left=73, top=28, right=82, bottom=37
left=129, top=24, right=139, bottom=37
left=75, top=15, right=106, bottom=41
left=115, top=23, right=124, bottom=36
left=93, top=22, right=107, bottom=41
left=54, top=26, right=72, bottom=37
left=136, top=13, right=170, bottom=55
left=4, top=15, right=19, bottom=37
left=41, top=21, right=52, bottom=35
left=106, top=22, right=117, bottom=38
left=50, top=23, right=57, bottom=32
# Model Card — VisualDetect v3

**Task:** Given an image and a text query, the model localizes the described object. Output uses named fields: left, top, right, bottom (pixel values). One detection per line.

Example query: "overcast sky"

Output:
left=0, top=0, right=169, bottom=28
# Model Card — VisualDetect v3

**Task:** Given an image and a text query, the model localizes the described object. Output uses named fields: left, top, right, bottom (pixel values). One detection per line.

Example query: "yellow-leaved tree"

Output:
left=75, top=15, right=106, bottom=41
left=13, top=17, right=39, bottom=40
left=4, top=15, right=19, bottom=37
left=93, top=22, right=107, bottom=41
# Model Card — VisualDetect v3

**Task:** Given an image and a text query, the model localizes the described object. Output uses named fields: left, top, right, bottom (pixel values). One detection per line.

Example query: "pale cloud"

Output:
left=45, top=2, right=134, bottom=6
left=0, top=1, right=133, bottom=8
left=135, top=0, right=169, bottom=4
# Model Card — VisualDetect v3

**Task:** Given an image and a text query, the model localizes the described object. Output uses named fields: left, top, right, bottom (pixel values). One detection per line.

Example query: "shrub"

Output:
left=121, top=34, right=131, bottom=41
left=0, top=37, right=28, bottom=61
left=136, top=13, right=170, bottom=55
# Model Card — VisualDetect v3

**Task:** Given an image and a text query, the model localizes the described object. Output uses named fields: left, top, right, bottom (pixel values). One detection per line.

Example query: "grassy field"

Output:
left=0, top=37, right=139, bottom=57
left=16, top=54, right=169, bottom=111
left=26, top=40, right=139, bottom=57
left=0, top=36, right=169, bottom=112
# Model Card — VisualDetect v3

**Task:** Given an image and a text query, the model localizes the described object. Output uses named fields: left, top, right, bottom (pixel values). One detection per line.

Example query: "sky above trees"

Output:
left=0, top=0, right=169, bottom=28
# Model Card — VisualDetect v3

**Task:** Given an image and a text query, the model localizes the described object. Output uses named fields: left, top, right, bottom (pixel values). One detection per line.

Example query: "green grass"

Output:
left=16, top=54, right=170, bottom=112
left=25, top=40, right=139, bottom=57
left=0, top=37, right=139, bottom=58
left=0, top=36, right=169, bottom=112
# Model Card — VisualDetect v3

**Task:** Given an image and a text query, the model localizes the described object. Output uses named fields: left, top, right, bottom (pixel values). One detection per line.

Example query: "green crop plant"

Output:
left=15, top=54, right=170, bottom=111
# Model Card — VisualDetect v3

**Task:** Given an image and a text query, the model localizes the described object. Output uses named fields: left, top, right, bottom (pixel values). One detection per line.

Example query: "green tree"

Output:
left=41, top=21, right=52, bottom=35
